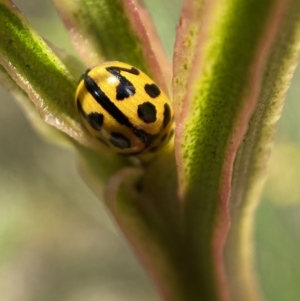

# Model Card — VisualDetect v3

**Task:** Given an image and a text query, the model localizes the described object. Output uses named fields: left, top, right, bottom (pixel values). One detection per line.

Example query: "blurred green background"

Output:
left=0, top=0, right=299, bottom=300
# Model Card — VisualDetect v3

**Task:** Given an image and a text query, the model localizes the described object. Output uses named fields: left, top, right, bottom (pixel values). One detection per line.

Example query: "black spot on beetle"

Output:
left=116, top=78, right=135, bottom=100
left=77, top=98, right=104, bottom=131
left=110, top=132, right=131, bottom=149
left=144, top=83, right=161, bottom=98
left=87, top=112, right=104, bottom=131
left=163, top=103, right=171, bottom=128
left=137, top=102, right=157, bottom=123
left=106, top=67, right=136, bottom=100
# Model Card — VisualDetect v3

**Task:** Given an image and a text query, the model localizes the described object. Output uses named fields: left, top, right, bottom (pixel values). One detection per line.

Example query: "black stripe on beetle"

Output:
left=137, top=102, right=157, bottom=123
left=83, top=71, right=154, bottom=146
left=78, top=66, right=92, bottom=85
left=144, top=83, right=161, bottom=98
left=108, top=66, right=140, bottom=75
left=106, top=66, right=138, bottom=100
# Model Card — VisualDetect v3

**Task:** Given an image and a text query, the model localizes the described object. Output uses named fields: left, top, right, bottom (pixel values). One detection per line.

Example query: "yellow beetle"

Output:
left=76, top=61, right=174, bottom=156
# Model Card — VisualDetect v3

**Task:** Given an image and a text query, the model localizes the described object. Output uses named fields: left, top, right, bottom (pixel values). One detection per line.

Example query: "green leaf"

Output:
left=53, top=0, right=170, bottom=94
left=0, top=0, right=128, bottom=187
left=0, top=0, right=79, bottom=139
left=0, top=64, right=68, bottom=144
left=173, top=0, right=300, bottom=299
left=224, top=1, right=300, bottom=300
